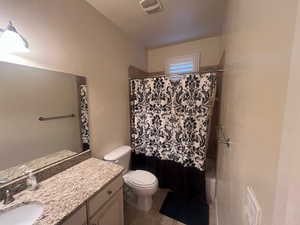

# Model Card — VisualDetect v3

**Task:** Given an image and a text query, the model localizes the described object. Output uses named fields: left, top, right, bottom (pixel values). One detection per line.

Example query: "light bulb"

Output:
left=0, top=23, right=29, bottom=53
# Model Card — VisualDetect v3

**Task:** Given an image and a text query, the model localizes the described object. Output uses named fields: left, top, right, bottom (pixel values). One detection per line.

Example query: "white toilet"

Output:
left=104, top=146, right=158, bottom=211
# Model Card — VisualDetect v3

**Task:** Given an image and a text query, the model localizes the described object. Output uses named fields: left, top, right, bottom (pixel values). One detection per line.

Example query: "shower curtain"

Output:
left=80, top=85, right=90, bottom=151
left=130, top=72, right=216, bottom=199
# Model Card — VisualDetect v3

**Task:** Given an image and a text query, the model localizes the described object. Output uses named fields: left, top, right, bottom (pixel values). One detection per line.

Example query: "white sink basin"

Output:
left=0, top=202, right=44, bottom=225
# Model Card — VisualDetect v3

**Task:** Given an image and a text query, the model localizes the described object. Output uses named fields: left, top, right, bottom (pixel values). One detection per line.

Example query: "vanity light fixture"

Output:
left=0, top=21, right=29, bottom=53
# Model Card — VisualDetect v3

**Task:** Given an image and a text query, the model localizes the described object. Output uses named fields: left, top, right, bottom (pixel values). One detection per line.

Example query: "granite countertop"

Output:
left=0, top=158, right=124, bottom=225
left=0, top=150, right=77, bottom=183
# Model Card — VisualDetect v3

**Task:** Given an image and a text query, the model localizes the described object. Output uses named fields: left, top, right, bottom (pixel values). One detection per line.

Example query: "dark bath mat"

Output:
left=160, top=192, right=209, bottom=225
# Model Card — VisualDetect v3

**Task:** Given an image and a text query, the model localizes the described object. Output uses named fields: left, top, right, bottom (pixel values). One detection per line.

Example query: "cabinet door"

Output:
left=62, top=204, right=87, bottom=225
left=89, top=189, right=124, bottom=225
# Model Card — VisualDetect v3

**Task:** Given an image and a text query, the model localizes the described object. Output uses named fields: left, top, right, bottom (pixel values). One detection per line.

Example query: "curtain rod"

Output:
left=128, top=69, right=224, bottom=80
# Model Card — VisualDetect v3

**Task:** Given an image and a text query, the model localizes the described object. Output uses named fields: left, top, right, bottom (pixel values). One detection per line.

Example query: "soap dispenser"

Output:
left=26, top=169, right=38, bottom=191
left=21, top=166, right=39, bottom=191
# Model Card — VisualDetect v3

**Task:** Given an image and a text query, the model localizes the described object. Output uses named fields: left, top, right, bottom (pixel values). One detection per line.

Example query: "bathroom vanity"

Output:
left=0, top=158, right=124, bottom=225
left=0, top=61, right=125, bottom=225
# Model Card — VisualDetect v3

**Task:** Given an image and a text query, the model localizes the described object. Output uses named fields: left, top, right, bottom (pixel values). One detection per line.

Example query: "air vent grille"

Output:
left=140, top=0, right=158, bottom=8
left=139, top=0, right=163, bottom=14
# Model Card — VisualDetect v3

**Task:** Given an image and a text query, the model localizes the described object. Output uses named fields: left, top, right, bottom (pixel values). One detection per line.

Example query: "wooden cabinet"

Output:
left=62, top=204, right=87, bottom=225
left=89, top=189, right=124, bottom=225
left=62, top=174, right=124, bottom=225
left=87, top=175, right=123, bottom=218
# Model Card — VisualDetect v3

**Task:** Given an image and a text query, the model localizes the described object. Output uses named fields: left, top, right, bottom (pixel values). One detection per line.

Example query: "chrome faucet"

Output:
left=2, top=189, right=15, bottom=205
left=1, top=184, right=23, bottom=205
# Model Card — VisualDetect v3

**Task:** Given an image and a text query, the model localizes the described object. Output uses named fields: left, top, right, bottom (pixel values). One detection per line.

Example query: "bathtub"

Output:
left=205, top=158, right=216, bottom=203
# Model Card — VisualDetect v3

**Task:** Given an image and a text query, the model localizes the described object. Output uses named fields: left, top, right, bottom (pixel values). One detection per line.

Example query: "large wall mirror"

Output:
left=0, top=61, right=90, bottom=185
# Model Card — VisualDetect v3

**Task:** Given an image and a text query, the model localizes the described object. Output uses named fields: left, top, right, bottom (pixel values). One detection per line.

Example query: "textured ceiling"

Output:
left=86, top=0, right=225, bottom=48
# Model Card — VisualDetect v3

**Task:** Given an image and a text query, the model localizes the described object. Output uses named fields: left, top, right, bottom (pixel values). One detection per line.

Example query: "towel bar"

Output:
left=38, top=114, right=75, bottom=121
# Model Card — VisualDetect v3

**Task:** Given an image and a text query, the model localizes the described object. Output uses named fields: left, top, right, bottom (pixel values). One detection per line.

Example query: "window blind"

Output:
left=166, top=54, right=200, bottom=80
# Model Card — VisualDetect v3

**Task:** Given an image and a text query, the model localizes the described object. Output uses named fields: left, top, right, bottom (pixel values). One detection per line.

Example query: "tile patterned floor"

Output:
left=124, top=189, right=216, bottom=225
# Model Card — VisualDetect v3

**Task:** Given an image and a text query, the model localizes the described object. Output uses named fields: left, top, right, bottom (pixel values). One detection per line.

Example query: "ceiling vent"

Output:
left=139, top=0, right=163, bottom=14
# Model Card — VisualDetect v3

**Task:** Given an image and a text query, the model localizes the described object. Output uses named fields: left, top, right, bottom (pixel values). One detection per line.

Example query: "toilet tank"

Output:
left=103, top=146, right=131, bottom=173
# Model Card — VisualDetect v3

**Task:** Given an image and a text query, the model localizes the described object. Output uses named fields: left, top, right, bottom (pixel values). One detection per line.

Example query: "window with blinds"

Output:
left=166, top=54, right=200, bottom=80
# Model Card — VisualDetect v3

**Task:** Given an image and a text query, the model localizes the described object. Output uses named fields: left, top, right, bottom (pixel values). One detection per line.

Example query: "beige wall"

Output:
left=0, top=0, right=146, bottom=158
left=273, top=1, right=300, bottom=224
left=217, top=0, right=298, bottom=225
left=147, top=36, right=222, bottom=72
left=0, top=62, right=82, bottom=170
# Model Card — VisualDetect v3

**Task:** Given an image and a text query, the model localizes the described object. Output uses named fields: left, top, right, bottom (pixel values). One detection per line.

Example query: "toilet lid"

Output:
left=124, top=170, right=157, bottom=187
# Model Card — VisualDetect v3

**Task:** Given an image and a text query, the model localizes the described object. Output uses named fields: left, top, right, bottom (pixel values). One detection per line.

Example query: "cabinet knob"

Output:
left=107, top=190, right=112, bottom=195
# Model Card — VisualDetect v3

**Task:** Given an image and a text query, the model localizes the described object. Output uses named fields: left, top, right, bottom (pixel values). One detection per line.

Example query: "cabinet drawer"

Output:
left=88, top=175, right=123, bottom=218
left=62, top=204, right=87, bottom=225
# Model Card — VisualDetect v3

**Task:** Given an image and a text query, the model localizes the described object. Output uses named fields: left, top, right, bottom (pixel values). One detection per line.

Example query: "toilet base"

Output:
left=124, top=186, right=153, bottom=212
left=137, top=196, right=152, bottom=211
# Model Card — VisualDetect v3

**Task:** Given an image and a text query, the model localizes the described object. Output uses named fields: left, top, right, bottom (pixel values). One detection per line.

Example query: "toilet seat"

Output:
left=123, top=170, right=157, bottom=188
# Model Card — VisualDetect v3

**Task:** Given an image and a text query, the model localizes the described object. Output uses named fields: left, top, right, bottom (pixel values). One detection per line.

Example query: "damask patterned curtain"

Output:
left=130, top=72, right=216, bottom=171
left=80, top=85, right=90, bottom=151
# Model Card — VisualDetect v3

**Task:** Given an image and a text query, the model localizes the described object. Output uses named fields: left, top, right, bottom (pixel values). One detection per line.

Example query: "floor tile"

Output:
left=160, top=215, right=176, bottom=225
left=124, top=188, right=215, bottom=225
